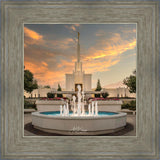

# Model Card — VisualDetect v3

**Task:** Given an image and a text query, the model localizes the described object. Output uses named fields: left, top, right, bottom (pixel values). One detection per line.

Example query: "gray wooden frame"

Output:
left=1, top=1, right=159, bottom=159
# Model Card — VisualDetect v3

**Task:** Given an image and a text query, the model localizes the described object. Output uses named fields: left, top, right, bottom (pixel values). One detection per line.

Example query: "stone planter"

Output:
left=91, top=100, right=123, bottom=112
left=36, top=100, right=65, bottom=111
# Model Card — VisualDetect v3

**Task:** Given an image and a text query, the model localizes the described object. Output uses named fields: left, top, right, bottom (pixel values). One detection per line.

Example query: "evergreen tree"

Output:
left=95, top=79, right=102, bottom=98
left=57, top=84, right=63, bottom=98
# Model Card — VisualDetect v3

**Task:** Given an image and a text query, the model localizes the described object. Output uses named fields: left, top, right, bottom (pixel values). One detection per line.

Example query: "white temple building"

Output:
left=65, top=32, right=92, bottom=91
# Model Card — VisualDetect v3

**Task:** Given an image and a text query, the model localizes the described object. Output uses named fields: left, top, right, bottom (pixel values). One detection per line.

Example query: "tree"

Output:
left=57, top=84, right=63, bottom=98
left=95, top=79, right=102, bottom=98
left=44, top=85, right=51, bottom=88
left=102, top=92, right=109, bottom=98
left=24, top=69, right=38, bottom=93
left=123, top=70, right=136, bottom=93
left=47, top=92, right=55, bottom=98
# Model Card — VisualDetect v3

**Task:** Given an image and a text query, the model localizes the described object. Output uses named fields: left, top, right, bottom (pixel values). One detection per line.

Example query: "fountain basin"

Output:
left=32, top=111, right=127, bottom=135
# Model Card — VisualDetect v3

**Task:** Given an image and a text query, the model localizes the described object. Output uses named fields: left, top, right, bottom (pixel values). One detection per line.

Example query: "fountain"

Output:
left=32, top=85, right=127, bottom=135
left=60, top=85, right=98, bottom=117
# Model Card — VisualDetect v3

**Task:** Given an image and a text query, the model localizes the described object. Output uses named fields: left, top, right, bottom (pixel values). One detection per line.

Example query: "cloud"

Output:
left=24, top=26, right=75, bottom=52
left=65, top=24, right=80, bottom=32
left=24, top=25, right=136, bottom=88
left=74, top=24, right=80, bottom=27
left=121, top=28, right=136, bottom=34
left=50, top=38, right=75, bottom=50
left=24, top=27, right=44, bottom=47
left=24, top=61, right=66, bottom=88
left=57, top=59, right=74, bottom=70
left=42, top=61, right=48, bottom=67
left=80, top=29, right=136, bottom=75
left=83, top=58, right=120, bottom=73
left=24, top=46, right=56, bottom=65
left=95, top=30, right=106, bottom=37
left=83, top=32, right=136, bottom=61
left=24, top=44, right=76, bottom=88
left=24, top=27, right=43, bottom=40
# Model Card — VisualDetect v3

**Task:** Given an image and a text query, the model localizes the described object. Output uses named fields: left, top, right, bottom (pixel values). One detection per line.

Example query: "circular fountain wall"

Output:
left=32, top=85, right=126, bottom=135
left=32, top=111, right=127, bottom=135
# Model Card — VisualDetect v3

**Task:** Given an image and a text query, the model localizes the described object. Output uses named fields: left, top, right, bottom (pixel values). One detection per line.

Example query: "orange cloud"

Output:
left=24, top=27, right=44, bottom=48
left=80, top=30, right=136, bottom=74
left=43, top=38, right=75, bottom=50
left=24, top=43, right=27, bottom=48
left=121, top=28, right=136, bottom=34
left=24, top=26, right=75, bottom=50
left=57, top=38, right=75, bottom=49
left=65, top=24, right=80, bottom=32
left=71, top=26, right=76, bottom=31
left=83, top=59, right=120, bottom=73
left=42, top=61, right=48, bottom=67
left=91, top=54, right=106, bottom=59
left=24, top=26, right=136, bottom=88
left=24, top=27, right=43, bottom=40
left=57, top=59, right=74, bottom=69
left=75, top=24, right=80, bottom=27
left=24, top=61, right=66, bottom=87
left=24, top=57, right=120, bottom=88
left=84, top=32, right=136, bottom=61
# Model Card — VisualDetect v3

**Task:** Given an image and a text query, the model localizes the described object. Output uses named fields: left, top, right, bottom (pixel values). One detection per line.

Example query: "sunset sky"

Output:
left=24, top=24, right=136, bottom=89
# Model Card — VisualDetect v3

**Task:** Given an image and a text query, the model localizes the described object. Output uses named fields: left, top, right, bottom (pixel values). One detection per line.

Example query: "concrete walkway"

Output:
left=24, top=113, right=136, bottom=136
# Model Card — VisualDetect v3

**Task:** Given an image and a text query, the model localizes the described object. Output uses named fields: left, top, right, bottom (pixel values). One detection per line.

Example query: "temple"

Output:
left=65, top=32, right=92, bottom=91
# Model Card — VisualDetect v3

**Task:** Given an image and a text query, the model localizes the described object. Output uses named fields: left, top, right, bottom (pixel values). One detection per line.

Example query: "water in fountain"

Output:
left=60, top=85, right=98, bottom=117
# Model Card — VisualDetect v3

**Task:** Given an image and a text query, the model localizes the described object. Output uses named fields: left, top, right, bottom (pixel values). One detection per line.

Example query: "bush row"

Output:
left=121, top=100, right=136, bottom=110
left=24, top=100, right=37, bottom=110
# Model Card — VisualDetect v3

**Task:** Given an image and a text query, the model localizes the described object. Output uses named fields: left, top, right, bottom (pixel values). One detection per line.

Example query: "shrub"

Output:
left=57, top=84, right=63, bottom=98
left=121, top=100, right=136, bottom=110
left=94, top=79, right=102, bottom=98
left=102, top=92, right=109, bottom=98
left=95, top=94, right=100, bottom=98
left=24, top=100, right=36, bottom=110
left=47, top=92, right=55, bottom=98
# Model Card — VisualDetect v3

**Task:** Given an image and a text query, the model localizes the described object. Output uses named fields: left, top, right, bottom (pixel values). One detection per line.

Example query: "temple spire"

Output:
left=75, top=32, right=82, bottom=72
left=77, top=32, right=80, bottom=62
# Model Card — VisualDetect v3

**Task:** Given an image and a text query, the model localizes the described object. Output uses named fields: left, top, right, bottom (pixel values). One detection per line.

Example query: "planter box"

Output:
left=24, top=109, right=36, bottom=113
left=36, top=100, right=65, bottom=112
left=93, top=100, right=123, bottom=112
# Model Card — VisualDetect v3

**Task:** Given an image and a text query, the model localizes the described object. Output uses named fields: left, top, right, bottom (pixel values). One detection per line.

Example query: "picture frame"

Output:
left=1, top=1, right=159, bottom=159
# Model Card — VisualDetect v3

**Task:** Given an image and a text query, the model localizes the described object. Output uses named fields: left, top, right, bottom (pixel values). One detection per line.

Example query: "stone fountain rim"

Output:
left=31, top=111, right=127, bottom=120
